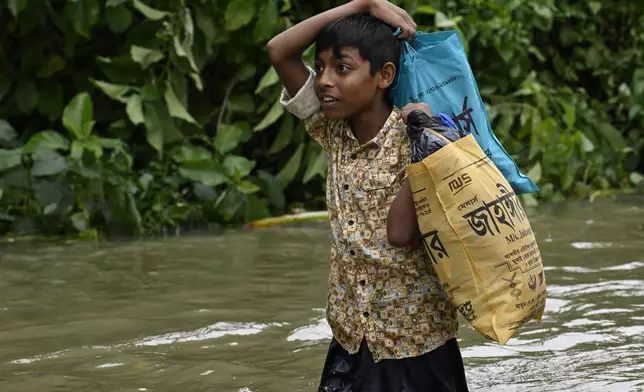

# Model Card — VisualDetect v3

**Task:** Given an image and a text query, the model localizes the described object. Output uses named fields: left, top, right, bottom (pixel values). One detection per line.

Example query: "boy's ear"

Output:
left=377, top=62, right=397, bottom=89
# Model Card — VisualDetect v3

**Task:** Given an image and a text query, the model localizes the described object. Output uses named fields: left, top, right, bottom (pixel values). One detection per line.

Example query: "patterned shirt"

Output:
left=280, top=70, right=458, bottom=362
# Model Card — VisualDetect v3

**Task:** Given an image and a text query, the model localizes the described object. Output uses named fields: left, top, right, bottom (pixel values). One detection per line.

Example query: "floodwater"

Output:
left=0, top=198, right=643, bottom=392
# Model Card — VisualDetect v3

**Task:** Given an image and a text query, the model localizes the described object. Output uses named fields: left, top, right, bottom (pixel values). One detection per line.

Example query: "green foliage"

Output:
left=0, top=0, right=642, bottom=237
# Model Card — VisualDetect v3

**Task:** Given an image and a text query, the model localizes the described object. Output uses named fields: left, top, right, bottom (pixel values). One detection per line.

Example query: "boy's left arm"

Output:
left=387, top=177, right=420, bottom=247
left=387, top=103, right=431, bottom=247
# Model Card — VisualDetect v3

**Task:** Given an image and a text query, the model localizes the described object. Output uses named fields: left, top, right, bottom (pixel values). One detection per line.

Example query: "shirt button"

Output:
left=350, top=250, right=356, bottom=256
left=344, top=184, right=349, bottom=190
left=360, top=280, right=366, bottom=286
left=351, top=153, right=357, bottom=160
left=363, top=312, right=370, bottom=318
left=348, top=220, right=354, bottom=226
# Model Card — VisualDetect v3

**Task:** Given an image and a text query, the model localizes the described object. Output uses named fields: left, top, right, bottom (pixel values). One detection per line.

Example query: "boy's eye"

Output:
left=338, top=64, right=350, bottom=73
left=314, top=64, right=323, bottom=73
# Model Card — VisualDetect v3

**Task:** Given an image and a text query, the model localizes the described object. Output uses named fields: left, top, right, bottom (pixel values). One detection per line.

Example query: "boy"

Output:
left=266, top=0, right=469, bottom=390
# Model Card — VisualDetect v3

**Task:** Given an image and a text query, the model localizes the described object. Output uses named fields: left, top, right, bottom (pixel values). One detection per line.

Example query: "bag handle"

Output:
left=425, top=128, right=453, bottom=144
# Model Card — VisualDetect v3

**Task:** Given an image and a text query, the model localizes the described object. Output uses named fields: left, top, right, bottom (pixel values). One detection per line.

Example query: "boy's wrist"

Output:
left=356, top=0, right=375, bottom=13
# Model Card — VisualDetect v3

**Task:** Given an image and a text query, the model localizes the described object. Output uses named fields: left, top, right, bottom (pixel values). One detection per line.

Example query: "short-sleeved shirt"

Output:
left=280, top=70, right=458, bottom=362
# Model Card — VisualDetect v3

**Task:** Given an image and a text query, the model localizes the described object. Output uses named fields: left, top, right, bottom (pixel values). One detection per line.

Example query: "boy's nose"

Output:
left=317, top=71, right=335, bottom=88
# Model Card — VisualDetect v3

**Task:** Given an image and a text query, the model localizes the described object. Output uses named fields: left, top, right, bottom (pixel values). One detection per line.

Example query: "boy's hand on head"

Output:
left=397, top=103, right=432, bottom=124
left=363, top=0, right=417, bottom=40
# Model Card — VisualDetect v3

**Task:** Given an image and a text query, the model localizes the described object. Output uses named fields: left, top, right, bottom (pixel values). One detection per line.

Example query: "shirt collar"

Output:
left=343, top=108, right=401, bottom=148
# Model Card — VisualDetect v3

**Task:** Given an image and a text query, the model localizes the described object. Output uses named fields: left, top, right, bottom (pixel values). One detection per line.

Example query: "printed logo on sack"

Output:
left=448, top=173, right=472, bottom=195
left=458, top=301, right=477, bottom=322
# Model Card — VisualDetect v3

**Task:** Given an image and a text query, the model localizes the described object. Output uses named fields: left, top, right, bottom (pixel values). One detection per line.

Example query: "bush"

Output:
left=0, top=0, right=641, bottom=237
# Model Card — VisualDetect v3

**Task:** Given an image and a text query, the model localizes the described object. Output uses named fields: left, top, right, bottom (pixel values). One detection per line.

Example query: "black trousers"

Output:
left=318, top=338, right=469, bottom=392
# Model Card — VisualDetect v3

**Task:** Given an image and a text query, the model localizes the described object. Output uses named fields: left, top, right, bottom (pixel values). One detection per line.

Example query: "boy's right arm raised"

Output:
left=266, top=0, right=369, bottom=97
left=266, top=0, right=416, bottom=97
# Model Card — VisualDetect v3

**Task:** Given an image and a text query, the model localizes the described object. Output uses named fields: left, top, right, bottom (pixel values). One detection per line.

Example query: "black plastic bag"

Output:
left=406, top=110, right=464, bottom=164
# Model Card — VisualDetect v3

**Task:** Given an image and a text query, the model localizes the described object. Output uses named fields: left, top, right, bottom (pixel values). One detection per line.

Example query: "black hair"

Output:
left=315, top=13, right=401, bottom=76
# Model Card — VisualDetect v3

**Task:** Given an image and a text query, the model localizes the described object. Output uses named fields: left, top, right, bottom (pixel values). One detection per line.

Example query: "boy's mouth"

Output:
left=320, top=94, right=339, bottom=103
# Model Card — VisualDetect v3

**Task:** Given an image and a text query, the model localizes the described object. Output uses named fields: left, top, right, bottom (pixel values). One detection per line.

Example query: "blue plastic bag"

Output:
left=391, top=30, right=538, bottom=194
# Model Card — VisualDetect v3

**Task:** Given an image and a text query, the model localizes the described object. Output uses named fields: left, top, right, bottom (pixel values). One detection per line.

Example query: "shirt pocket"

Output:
left=356, top=169, right=399, bottom=222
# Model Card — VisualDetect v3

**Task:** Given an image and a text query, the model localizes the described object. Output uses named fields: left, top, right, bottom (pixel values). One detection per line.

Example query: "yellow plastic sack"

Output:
left=407, top=129, right=546, bottom=344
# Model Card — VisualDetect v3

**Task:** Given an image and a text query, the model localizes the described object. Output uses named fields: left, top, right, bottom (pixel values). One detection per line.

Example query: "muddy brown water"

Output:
left=1, top=198, right=643, bottom=391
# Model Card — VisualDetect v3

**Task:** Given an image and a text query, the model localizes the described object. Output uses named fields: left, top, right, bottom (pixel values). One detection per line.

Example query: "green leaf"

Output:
left=254, top=100, right=284, bottom=131
left=630, top=172, right=644, bottom=186
left=588, top=1, right=601, bottom=15
left=237, top=64, right=257, bottom=82
left=276, top=144, right=304, bottom=187
left=23, top=131, right=70, bottom=154
left=63, top=92, right=94, bottom=140
left=223, top=155, right=256, bottom=178
left=140, top=84, right=161, bottom=101
left=8, top=0, right=29, bottom=17
left=31, top=151, right=68, bottom=177
left=132, top=0, right=168, bottom=20
left=179, top=160, right=228, bottom=187
left=268, top=114, right=294, bottom=154
left=244, top=195, right=270, bottom=222
left=195, top=7, right=217, bottom=42
left=64, top=0, right=100, bottom=38
left=70, top=140, right=84, bottom=160
left=96, top=136, right=124, bottom=150
left=91, top=79, right=130, bottom=103
left=228, top=94, right=255, bottom=113
left=143, top=101, right=183, bottom=156
left=559, top=26, right=580, bottom=47
left=562, top=103, right=576, bottom=128
left=526, top=162, right=542, bottom=184
left=255, top=67, right=279, bottom=94
left=0, top=149, right=22, bottom=172
left=130, top=45, right=165, bottom=69
left=126, top=94, right=145, bottom=125
left=37, top=81, right=63, bottom=119
left=632, top=68, right=644, bottom=97
left=595, top=123, right=626, bottom=151
left=173, top=8, right=200, bottom=75
left=237, top=180, right=261, bottom=194
left=0, top=120, right=17, bottom=143
left=303, top=149, right=328, bottom=184
left=580, top=133, right=595, bottom=153
left=163, top=81, right=198, bottom=125
left=435, top=11, right=458, bottom=28
left=71, top=212, right=88, bottom=232
left=218, top=189, right=244, bottom=221
left=105, top=4, right=133, bottom=33
left=16, top=81, right=39, bottom=114
left=561, top=161, right=576, bottom=191
left=495, top=111, right=515, bottom=138
left=253, top=0, right=279, bottom=42
left=106, top=0, right=128, bottom=7
left=258, top=170, right=285, bottom=209
left=215, top=124, right=244, bottom=154
left=170, top=144, right=212, bottom=163
left=415, top=5, right=437, bottom=14
left=225, top=0, right=256, bottom=31
left=36, top=55, right=66, bottom=78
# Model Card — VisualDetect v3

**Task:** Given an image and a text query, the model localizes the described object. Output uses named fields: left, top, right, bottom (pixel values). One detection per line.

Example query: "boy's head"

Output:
left=314, top=13, right=401, bottom=120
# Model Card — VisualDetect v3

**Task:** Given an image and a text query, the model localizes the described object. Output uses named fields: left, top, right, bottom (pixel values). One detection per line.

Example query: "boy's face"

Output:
left=314, top=47, right=385, bottom=120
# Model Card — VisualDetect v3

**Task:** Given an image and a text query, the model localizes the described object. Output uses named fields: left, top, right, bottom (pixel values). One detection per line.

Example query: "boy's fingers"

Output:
left=402, top=12, right=416, bottom=30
